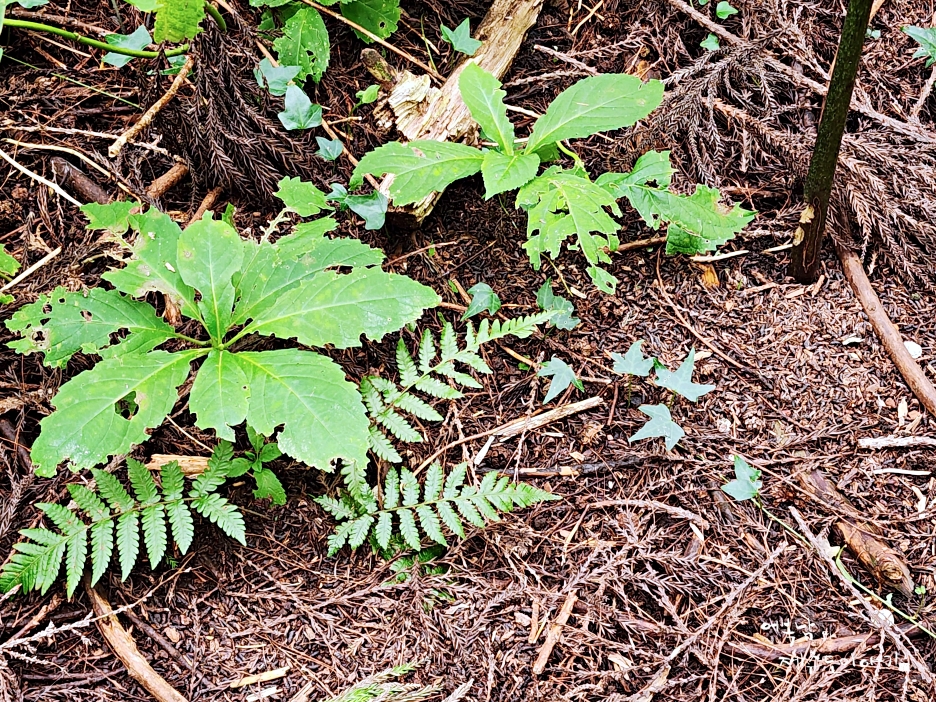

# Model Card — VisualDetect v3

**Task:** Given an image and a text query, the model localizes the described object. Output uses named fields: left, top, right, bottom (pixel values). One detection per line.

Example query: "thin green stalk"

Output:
left=3, top=19, right=190, bottom=58
left=204, top=2, right=227, bottom=33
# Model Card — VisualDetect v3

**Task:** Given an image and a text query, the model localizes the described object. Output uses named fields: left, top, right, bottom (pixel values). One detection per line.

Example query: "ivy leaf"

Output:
left=481, top=151, right=539, bottom=199
left=274, top=177, right=330, bottom=216
left=904, top=26, right=936, bottom=67
left=462, top=283, right=501, bottom=319
left=278, top=85, right=323, bottom=130
left=525, top=74, right=663, bottom=154
left=272, top=5, right=329, bottom=83
left=440, top=18, right=482, bottom=56
left=5, top=287, right=176, bottom=368
left=235, top=349, right=370, bottom=472
left=327, top=184, right=388, bottom=230
left=538, top=356, right=583, bottom=404
left=628, top=404, right=684, bottom=450
left=715, top=1, right=738, bottom=19
left=316, top=136, right=343, bottom=161
left=176, top=217, right=245, bottom=342
left=189, top=349, right=249, bottom=441
left=700, top=34, right=720, bottom=51
left=254, top=58, right=300, bottom=96
left=29, top=350, right=200, bottom=476
left=340, top=0, right=399, bottom=43
left=535, top=279, right=579, bottom=330
left=103, top=25, right=151, bottom=68
left=0, top=246, right=19, bottom=278
left=244, top=267, right=439, bottom=349
left=611, top=341, right=654, bottom=378
left=517, top=167, right=621, bottom=294
left=721, top=455, right=762, bottom=502
left=154, top=0, right=205, bottom=43
left=253, top=467, right=286, bottom=505
left=81, top=201, right=136, bottom=236
left=351, top=141, right=485, bottom=205
left=102, top=208, right=200, bottom=321
left=654, top=348, right=715, bottom=402
left=355, top=84, right=379, bottom=106
left=459, top=63, right=515, bottom=153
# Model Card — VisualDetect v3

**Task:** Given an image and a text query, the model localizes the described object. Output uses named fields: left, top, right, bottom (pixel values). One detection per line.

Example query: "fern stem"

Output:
left=3, top=20, right=190, bottom=59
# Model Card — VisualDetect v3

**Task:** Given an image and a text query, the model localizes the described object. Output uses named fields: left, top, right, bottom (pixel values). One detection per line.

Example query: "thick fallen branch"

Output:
left=728, top=622, right=925, bottom=662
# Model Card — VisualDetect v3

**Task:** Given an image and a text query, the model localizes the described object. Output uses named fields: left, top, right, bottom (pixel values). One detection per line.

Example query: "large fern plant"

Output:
left=0, top=446, right=245, bottom=597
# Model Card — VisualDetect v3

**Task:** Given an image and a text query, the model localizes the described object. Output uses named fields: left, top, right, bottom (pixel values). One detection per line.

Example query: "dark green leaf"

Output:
left=340, top=0, right=399, bottom=43
left=462, top=283, right=501, bottom=319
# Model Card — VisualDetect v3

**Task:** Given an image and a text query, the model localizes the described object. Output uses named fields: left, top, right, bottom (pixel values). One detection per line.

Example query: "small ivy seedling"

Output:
left=462, top=283, right=501, bottom=319
left=721, top=455, right=762, bottom=502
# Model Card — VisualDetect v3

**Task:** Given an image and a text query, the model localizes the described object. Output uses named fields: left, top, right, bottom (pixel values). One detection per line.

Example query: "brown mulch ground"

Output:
left=2, top=1, right=936, bottom=701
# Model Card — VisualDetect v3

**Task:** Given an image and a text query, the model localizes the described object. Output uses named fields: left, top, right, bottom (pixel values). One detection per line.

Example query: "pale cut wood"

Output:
left=146, top=454, right=208, bottom=476
left=858, top=435, right=936, bottom=449
left=377, top=0, right=544, bottom=227
left=532, top=590, right=577, bottom=675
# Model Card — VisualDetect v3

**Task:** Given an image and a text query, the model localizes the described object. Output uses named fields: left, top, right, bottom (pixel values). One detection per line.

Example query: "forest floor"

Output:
left=1, top=0, right=936, bottom=701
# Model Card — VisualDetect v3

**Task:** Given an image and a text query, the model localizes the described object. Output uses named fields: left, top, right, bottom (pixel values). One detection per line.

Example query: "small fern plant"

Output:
left=318, top=462, right=557, bottom=555
left=361, top=313, right=553, bottom=464
left=0, top=447, right=245, bottom=597
left=351, top=63, right=755, bottom=293
left=4, top=178, right=438, bottom=482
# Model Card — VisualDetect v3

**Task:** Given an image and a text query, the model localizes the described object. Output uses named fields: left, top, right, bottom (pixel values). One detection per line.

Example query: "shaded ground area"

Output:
left=1, top=0, right=936, bottom=700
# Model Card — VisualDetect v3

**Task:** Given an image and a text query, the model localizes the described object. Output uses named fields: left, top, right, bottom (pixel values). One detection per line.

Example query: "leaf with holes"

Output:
left=341, top=0, right=399, bottom=43
left=273, top=5, right=329, bottom=83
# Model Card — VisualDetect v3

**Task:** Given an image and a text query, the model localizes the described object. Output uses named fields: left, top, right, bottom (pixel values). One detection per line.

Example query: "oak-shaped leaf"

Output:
left=654, top=348, right=715, bottom=402
left=538, top=356, right=583, bottom=404
left=628, top=404, right=684, bottom=450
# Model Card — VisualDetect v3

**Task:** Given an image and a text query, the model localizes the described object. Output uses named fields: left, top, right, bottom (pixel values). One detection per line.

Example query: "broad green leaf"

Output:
left=715, top=1, right=738, bottom=19
left=5, top=287, right=175, bottom=367
left=441, top=18, right=481, bottom=56
left=481, top=151, right=539, bottom=199
left=611, top=341, right=654, bottom=377
left=628, top=403, right=684, bottom=450
left=525, top=74, right=663, bottom=153
left=0, top=245, right=19, bottom=277
left=537, top=356, right=583, bottom=404
left=654, top=348, right=715, bottom=402
left=154, top=0, right=205, bottom=43
left=235, top=349, right=370, bottom=472
left=351, top=141, right=485, bottom=206
left=700, top=34, right=720, bottom=51
left=244, top=267, right=438, bottom=349
left=103, top=25, right=151, bottom=68
left=254, top=58, right=300, bottom=96
left=722, top=454, right=762, bottom=502
left=189, top=349, right=249, bottom=441
left=462, top=283, right=501, bottom=319
left=29, top=350, right=200, bottom=476
left=273, top=6, right=329, bottom=83
left=903, top=26, right=936, bottom=67
left=341, top=0, right=399, bottom=43
left=81, top=201, right=136, bottom=236
left=102, top=208, right=199, bottom=320
left=355, top=84, right=379, bottom=106
left=459, top=63, right=514, bottom=153
left=176, top=218, right=244, bottom=341
left=316, top=136, right=344, bottom=161
left=534, top=279, right=578, bottom=330
left=278, top=85, right=323, bottom=130
left=518, top=168, right=621, bottom=294
left=275, top=177, right=330, bottom=216
left=253, top=467, right=286, bottom=505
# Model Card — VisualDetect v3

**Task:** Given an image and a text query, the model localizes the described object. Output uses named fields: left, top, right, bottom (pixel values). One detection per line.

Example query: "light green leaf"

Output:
left=316, top=136, right=344, bottom=161
left=340, top=0, right=399, bottom=43
left=191, top=493, right=246, bottom=545
left=722, top=454, right=762, bottom=501
left=534, top=279, right=578, bottom=330
left=154, top=0, right=205, bottom=43
left=441, top=18, right=481, bottom=56
left=351, top=141, right=485, bottom=206
left=275, top=176, right=330, bottom=216
left=327, top=184, right=388, bottom=230
left=189, top=350, right=249, bottom=441
left=141, top=504, right=167, bottom=567
left=116, top=511, right=140, bottom=580
left=126, top=0, right=159, bottom=12
left=355, top=84, right=379, bottom=105
left=628, top=403, right=684, bottom=450
left=29, top=350, right=200, bottom=476
left=235, top=349, right=370, bottom=472
left=715, top=1, right=738, bottom=19
left=903, top=26, right=936, bottom=67
left=273, top=5, right=329, bottom=82
left=0, top=245, right=19, bottom=278
left=5, top=287, right=176, bottom=368
left=176, top=217, right=244, bottom=341
left=244, top=267, right=438, bottom=349
left=423, top=462, right=444, bottom=502
left=654, top=348, right=715, bottom=402
left=398, top=508, right=420, bottom=549
left=81, top=201, right=136, bottom=236
left=538, top=356, right=583, bottom=404
left=611, top=340, right=654, bottom=377
left=88, top=520, right=114, bottom=586
left=255, top=58, right=300, bottom=96
left=525, top=74, right=664, bottom=154
left=462, top=282, right=501, bottom=319
left=102, top=208, right=199, bottom=320
left=700, top=33, right=720, bottom=51
left=278, top=85, right=323, bottom=130
left=103, top=25, right=151, bottom=68
left=459, top=63, right=514, bottom=152
left=417, top=504, right=446, bottom=545
left=481, top=150, right=539, bottom=199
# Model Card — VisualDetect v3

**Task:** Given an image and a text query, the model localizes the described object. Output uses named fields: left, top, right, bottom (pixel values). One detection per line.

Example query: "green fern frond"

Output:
left=0, top=447, right=246, bottom=597
left=320, top=462, right=557, bottom=556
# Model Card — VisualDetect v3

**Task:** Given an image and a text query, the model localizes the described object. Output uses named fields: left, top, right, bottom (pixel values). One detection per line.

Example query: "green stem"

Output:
left=172, top=333, right=210, bottom=346
left=555, top=140, right=583, bottom=169
left=788, top=0, right=873, bottom=283
left=757, top=500, right=809, bottom=547
left=204, top=2, right=227, bottom=33
left=3, top=19, right=190, bottom=58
